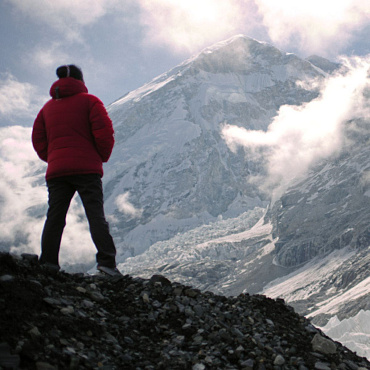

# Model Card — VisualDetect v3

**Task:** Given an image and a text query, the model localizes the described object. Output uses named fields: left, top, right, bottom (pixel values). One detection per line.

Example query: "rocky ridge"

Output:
left=1, top=253, right=369, bottom=370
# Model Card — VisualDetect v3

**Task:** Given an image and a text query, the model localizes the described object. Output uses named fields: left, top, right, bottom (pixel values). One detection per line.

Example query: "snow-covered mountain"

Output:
left=101, top=35, right=369, bottom=358
left=105, top=35, right=326, bottom=258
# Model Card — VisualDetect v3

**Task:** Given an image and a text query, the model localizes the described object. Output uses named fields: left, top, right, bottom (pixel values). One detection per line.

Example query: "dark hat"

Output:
left=56, top=64, right=84, bottom=82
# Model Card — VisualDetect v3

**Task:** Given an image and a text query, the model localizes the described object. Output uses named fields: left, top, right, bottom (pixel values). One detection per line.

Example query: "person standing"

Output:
left=32, top=64, right=121, bottom=276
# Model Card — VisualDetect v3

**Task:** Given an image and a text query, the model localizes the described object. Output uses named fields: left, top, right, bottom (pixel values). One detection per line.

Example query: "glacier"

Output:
left=319, top=310, right=370, bottom=360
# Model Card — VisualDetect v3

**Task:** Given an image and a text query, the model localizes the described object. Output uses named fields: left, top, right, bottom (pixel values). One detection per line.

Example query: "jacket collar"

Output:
left=50, top=77, right=88, bottom=99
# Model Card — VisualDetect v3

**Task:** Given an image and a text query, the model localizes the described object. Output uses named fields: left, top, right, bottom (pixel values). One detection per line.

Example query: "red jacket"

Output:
left=32, top=78, right=114, bottom=180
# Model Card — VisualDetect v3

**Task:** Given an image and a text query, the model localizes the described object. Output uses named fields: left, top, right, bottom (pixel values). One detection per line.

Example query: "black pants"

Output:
left=40, top=174, right=116, bottom=268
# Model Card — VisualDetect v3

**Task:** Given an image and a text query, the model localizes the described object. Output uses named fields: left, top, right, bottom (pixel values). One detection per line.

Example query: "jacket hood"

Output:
left=49, top=77, right=88, bottom=99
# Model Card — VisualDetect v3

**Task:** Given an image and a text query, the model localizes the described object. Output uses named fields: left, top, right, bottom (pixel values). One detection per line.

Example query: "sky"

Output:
left=0, top=0, right=369, bottom=264
left=0, top=0, right=369, bottom=127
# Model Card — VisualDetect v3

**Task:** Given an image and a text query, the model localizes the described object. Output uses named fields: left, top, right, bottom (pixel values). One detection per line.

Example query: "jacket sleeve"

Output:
left=32, top=109, right=48, bottom=162
left=89, top=97, right=115, bottom=162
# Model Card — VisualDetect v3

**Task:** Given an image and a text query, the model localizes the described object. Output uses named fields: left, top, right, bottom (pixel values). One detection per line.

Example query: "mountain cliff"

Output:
left=101, top=35, right=369, bottom=356
left=104, top=35, right=325, bottom=258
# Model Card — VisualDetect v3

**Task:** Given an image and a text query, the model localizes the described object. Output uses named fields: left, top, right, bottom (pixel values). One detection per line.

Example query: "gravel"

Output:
left=0, top=252, right=369, bottom=370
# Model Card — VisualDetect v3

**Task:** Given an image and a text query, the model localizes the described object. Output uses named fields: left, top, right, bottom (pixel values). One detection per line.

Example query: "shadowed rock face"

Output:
left=267, top=123, right=370, bottom=268
left=1, top=253, right=369, bottom=370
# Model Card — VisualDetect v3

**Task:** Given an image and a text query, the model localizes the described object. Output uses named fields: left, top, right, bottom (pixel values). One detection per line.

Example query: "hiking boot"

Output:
left=40, top=262, right=60, bottom=275
left=97, top=265, right=123, bottom=277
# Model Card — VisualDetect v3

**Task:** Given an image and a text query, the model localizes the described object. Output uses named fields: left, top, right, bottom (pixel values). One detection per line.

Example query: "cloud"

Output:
left=222, top=56, right=370, bottom=198
left=0, top=126, right=97, bottom=267
left=254, top=0, right=370, bottom=57
left=134, top=0, right=370, bottom=58
left=137, top=0, right=257, bottom=53
left=7, top=0, right=126, bottom=41
left=7, top=0, right=369, bottom=72
left=116, top=192, right=143, bottom=218
left=30, top=43, right=70, bottom=70
left=0, top=73, right=48, bottom=126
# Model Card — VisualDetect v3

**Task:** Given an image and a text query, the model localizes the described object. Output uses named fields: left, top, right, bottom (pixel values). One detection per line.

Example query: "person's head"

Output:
left=56, top=64, right=84, bottom=82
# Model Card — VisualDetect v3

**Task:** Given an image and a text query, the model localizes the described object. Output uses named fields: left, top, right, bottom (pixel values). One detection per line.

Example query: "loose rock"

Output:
left=0, top=252, right=369, bottom=370
left=312, top=333, right=337, bottom=354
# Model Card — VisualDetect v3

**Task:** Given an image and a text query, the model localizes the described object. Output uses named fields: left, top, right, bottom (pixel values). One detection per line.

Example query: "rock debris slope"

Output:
left=1, top=253, right=369, bottom=370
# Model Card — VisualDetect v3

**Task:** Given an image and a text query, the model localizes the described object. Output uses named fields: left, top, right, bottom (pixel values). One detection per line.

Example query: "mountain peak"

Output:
left=305, top=54, right=341, bottom=73
left=111, top=35, right=269, bottom=107
left=110, top=34, right=314, bottom=108
left=178, top=34, right=300, bottom=77
left=195, top=34, right=269, bottom=56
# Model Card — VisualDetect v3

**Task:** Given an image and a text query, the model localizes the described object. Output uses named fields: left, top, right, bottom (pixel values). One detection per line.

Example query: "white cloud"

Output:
left=0, top=73, right=47, bottom=124
left=222, top=56, right=370, bottom=198
left=7, top=0, right=126, bottom=41
left=254, top=0, right=370, bottom=57
left=30, top=43, right=70, bottom=70
left=116, top=192, right=143, bottom=218
left=7, top=0, right=370, bottom=66
left=136, top=0, right=370, bottom=57
left=137, top=0, right=256, bottom=53
left=0, top=126, right=97, bottom=267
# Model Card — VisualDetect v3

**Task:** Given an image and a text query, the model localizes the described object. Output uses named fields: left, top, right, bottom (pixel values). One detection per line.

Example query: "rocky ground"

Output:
left=0, top=253, right=369, bottom=370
